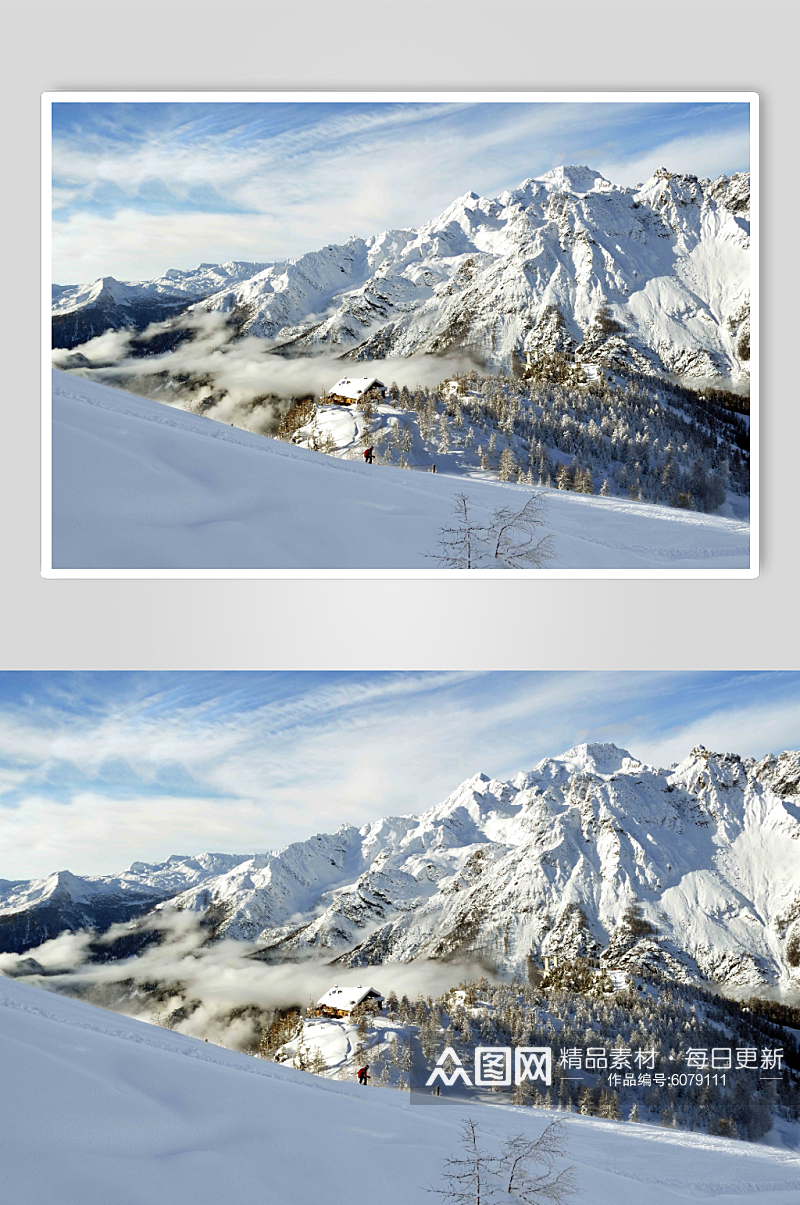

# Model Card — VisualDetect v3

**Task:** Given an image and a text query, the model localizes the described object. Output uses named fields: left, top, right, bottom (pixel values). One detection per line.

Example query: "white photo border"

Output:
left=41, top=90, right=758, bottom=580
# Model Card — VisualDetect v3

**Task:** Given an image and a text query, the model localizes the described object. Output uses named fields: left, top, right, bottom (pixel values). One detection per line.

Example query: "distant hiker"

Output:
left=357, top=1065, right=369, bottom=1085
left=363, top=447, right=374, bottom=464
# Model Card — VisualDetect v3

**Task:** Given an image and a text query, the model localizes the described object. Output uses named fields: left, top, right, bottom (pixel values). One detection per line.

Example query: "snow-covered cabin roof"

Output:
left=328, top=377, right=386, bottom=400
left=316, top=985, right=384, bottom=1011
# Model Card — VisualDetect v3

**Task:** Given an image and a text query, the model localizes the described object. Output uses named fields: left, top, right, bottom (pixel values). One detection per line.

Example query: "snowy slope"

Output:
left=1, top=974, right=798, bottom=1205
left=53, top=167, right=750, bottom=382
left=50, top=370, right=750, bottom=570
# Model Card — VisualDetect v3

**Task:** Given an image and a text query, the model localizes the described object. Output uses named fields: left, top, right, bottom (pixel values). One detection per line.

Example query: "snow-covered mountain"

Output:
left=0, top=852, right=250, bottom=953
left=52, top=166, right=751, bottom=383
left=52, top=261, right=270, bottom=348
left=155, top=743, right=798, bottom=993
left=6, top=744, right=797, bottom=994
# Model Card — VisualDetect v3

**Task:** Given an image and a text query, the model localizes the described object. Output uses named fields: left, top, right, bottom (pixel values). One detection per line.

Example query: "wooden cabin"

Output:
left=325, top=377, right=387, bottom=406
left=314, top=984, right=385, bottom=1019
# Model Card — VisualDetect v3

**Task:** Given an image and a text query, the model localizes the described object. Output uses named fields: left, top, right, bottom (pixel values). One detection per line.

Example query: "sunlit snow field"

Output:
left=1, top=976, right=798, bottom=1205
left=50, top=371, right=750, bottom=572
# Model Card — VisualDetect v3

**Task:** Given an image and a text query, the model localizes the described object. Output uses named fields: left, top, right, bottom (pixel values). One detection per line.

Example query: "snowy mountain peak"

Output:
left=560, top=740, right=635, bottom=764
left=538, top=164, right=612, bottom=194
left=537, top=742, right=637, bottom=778
left=43, top=869, right=92, bottom=902
left=669, top=745, right=743, bottom=784
left=752, top=750, right=800, bottom=798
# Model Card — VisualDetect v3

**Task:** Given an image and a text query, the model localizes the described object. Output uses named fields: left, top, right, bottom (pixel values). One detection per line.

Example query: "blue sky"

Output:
left=0, top=670, right=793, bottom=880
left=51, top=99, right=751, bottom=283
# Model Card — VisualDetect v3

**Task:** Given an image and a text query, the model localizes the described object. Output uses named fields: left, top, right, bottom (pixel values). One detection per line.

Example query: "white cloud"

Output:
left=54, top=310, right=483, bottom=427
left=0, top=672, right=604, bottom=878
left=53, top=208, right=287, bottom=284
left=1, top=673, right=792, bottom=883
left=597, top=128, right=751, bottom=188
left=632, top=697, right=800, bottom=770
left=0, top=792, right=265, bottom=876
left=1, top=907, right=487, bottom=1047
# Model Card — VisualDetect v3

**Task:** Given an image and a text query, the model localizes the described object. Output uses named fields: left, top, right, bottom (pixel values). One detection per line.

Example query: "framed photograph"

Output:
left=3, top=669, right=799, bottom=1198
left=42, top=92, right=757, bottom=577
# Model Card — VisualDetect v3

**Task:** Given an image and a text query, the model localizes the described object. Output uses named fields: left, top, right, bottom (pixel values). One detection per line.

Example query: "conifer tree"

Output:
left=499, top=446, right=517, bottom=482
left=439, top=410, right=451, bottom=452
left=310, top=1046, right=327, bottom=1075
left=598, top=1089, right=621, bottom=1120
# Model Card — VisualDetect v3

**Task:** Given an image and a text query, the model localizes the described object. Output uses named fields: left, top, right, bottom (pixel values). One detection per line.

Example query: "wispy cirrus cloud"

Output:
left=51, top=99, right=751, bottom=281
left=597, top=127, right=752, bottom=189
left=0, top=671, right=792, bottom=881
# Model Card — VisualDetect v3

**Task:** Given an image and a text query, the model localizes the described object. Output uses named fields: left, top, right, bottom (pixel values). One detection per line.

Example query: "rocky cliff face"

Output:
left=53, top=166, right=750, bottom=384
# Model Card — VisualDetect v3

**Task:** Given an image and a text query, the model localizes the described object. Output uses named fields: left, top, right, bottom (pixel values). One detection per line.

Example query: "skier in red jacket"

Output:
left=363, top=447, right=374, bottom=464
left=357, top=1065, right=369, bottom=1084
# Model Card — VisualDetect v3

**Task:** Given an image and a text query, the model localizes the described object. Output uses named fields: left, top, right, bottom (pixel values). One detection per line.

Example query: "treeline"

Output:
left=271, top=974, right=799, bottom=1144
left=374, top=368, right=749, bottom=512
